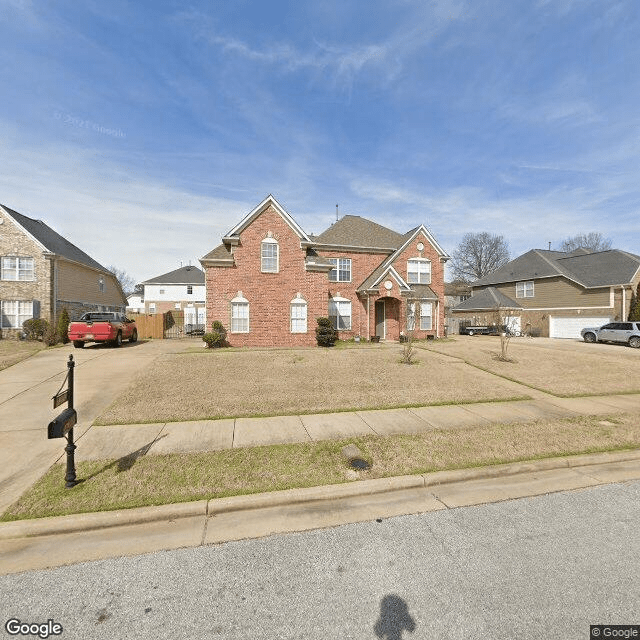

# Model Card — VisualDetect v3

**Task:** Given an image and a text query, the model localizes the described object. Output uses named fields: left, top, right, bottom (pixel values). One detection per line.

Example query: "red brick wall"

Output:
left=205, top=205, right=327, bottom=346
left=388, top=231, right=446, bottom=337
left=316, top=249, right=388, bottom=339
left=204, top=209, right=447, bottom=345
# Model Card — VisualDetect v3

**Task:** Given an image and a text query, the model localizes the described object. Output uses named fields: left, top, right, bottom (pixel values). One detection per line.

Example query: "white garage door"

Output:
left=549, top=316, right=611, bottom=339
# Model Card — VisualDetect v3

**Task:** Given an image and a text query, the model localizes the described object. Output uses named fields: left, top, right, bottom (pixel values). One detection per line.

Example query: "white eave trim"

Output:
left=224, top=195, right=311, bottom=242
left=371, top=266, right=411, bottom=290
left=0, top=204, right=51, bottom=254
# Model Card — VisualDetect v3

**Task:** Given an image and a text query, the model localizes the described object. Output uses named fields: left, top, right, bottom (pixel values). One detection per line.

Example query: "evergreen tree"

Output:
left=629, top=285, right=640, bottom=321
left=56, top=308, right=70, bottom=344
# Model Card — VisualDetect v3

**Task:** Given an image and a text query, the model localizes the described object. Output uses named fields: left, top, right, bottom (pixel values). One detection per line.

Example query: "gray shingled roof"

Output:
left=2, top=204, right=110, bottom=273
left=314, top=215, right=406, bottom=249
left=403, top=284, right=439, bottom=300
left=453, top=287, right=521, bottom=311
left=472, top=248, right=640, bottom=289
left=142, top=265, right=205, bottom=285
left=556, top=250, right=640, bottom=287
left=201, top=243, right=234, bottom=261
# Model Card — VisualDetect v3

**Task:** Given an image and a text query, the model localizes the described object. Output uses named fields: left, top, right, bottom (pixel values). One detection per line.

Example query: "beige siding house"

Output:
left=0, top=204, right=126, bottom=336
left=453, top=248, right=640, bottom=338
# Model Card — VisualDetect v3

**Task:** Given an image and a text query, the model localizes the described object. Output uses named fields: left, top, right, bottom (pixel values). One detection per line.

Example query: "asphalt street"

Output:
left=1, top=480, right=638, bottom=640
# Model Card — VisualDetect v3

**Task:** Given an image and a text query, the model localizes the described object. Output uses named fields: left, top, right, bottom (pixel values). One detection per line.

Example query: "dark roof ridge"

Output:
left=1, top=203, right=110, bottom=273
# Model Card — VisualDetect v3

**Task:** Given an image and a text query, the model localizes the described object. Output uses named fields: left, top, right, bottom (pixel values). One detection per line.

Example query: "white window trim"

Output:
left=327, top=258, right=352, bottom=283
left=290, top=296, right=308, bottom=334
left=420, top=302, right=433, bottom=330
left=261, top=238, right=279, bottom=273
left=1, top=257, right=35, bottom=281
left=231, top=293, right=250, bottom=333
left=329, top=297, right=352, bottom=330
left=408, top=301, right=433, bottom=331
left=0, top=300, right=34, bottom=328
left=407, top=258, right=431, bottom=285
left=516, top=281, right=534, bottom=298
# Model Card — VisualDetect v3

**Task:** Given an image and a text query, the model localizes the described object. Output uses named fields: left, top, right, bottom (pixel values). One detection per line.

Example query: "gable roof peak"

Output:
left=224, top=195, right=311, bottom=242
left=0, top=203, right=110, bottom=273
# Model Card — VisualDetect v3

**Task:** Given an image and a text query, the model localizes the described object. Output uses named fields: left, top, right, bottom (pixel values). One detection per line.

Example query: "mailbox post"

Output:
left=48, top=354, right=78, bottom=488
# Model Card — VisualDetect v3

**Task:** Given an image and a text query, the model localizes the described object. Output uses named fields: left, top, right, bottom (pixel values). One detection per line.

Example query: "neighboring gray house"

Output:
left=453, top=248, right=640, bottom=338
left=444, top=280, right=471, bottom=335
left=0, top=204, right=126, bottom=335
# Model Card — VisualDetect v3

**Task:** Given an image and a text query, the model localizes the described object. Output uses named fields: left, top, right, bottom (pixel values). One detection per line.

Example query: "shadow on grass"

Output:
left=75, top=434, right=167, bottom=485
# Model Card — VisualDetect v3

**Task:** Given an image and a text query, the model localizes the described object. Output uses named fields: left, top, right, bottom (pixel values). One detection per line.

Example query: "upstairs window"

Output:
left=261, top=238, right=279, bottom=273
left=516, top=281, right=534, bottom=298
left=407, top=259, right=431, bottom=284
left=187, top=285, right=193, bottom=295
left=2, top=257, right=34, bottom=281
left=328, top=258, right=351, bottom=282
left=98, top=277, right=105, bottom=293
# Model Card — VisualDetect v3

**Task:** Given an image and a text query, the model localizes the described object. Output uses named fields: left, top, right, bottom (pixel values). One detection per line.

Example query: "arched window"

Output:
left=261, top=238, right=279, bottom=273
left=290, top=294, right=307, bottom=333
left=231, top=292, right=249, bottom=333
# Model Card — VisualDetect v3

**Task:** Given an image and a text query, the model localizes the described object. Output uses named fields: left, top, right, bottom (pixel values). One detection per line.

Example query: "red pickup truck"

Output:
left=68, top=312, right=137, bottom=348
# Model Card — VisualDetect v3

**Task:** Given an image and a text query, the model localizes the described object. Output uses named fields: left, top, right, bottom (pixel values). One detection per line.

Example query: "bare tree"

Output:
left=492, top=304, right=513, bottom=362
left=108, top=265, right=136, bottom=296
left=450, top=232, right=510, bottom=282
left=558, top=232, right=612, bottom=253
left=400, top=301, right=421, bottom=364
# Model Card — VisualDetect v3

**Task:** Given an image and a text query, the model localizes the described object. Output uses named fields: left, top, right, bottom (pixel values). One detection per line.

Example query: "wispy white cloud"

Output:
left=349, top=173, right=640, bottom=258
left=0, top=128, right=252, bottom=282
left=173, top=1, right=466, bottom=92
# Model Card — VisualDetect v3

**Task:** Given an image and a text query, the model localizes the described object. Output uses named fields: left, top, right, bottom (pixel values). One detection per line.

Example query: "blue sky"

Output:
left=1, top=0, right=638, bottom=284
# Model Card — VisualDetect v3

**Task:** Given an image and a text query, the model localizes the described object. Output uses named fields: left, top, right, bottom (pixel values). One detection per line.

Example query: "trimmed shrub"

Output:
left=315, top=317, right=337, bottom=347
left=56, top=308, right=70, bottom=344
left=22, top=318, right=50, bottom=341
left=202, top=320, right=228, bottom=348
left=43, top=323, right=59, bottom=346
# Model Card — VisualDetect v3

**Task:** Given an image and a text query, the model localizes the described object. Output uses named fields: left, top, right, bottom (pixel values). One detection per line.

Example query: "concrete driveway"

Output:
left=0, top=339, right=189, bottom=513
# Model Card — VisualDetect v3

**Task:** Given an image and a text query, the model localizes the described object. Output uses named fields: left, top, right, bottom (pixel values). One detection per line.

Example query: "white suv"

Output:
left=581, top=322, right=640, bottom=348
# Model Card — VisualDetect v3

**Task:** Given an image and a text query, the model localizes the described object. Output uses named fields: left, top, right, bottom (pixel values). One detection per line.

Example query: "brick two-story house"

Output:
left=0, top=203, right=126, bottom=335
left=200, top=195, right=450, bottom=346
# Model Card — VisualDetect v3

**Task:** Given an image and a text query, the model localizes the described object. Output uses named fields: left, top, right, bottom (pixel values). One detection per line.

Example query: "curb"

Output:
left=1, top=449, right=639, bottom=541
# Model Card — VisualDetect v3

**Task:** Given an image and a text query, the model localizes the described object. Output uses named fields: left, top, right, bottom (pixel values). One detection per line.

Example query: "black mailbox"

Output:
left=47, top=408, right=77, bottom=439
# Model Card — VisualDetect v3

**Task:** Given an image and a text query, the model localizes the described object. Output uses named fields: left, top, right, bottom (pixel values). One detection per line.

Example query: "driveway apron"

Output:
left=0, top=340, right=184, bottom=513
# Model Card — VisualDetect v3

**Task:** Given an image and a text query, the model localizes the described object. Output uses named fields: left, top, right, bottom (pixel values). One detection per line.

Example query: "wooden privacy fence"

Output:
left=128, top=311, right=195, bottom=339
left=128, top=313, right=165, bottom=339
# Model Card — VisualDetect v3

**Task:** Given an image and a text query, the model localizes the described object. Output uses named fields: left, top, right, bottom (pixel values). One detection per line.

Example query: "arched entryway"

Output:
left=374, top=297, right=401, bottom=340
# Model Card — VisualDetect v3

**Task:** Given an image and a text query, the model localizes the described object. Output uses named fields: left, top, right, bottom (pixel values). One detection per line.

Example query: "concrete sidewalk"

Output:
left=74, top=393, right=640, bottom=461
left=1, top=449, right=639, bottom=575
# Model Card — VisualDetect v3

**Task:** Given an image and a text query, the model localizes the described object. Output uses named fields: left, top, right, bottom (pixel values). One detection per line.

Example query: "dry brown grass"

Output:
left=4, top=413, right=638, bottom=520
left=419, top=337, right=640, bottom=396
left=0, top=339, right=46, bottom=371
left=96, top=346, right=526, bottom=424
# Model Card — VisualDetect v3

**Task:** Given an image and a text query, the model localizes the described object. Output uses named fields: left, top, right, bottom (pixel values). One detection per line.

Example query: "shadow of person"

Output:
left=374, top=594, right=416, bottom=640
